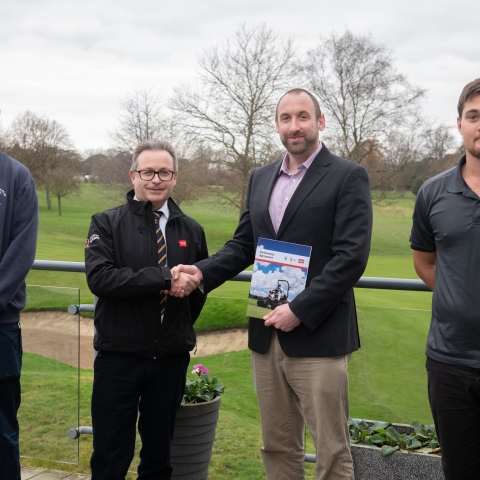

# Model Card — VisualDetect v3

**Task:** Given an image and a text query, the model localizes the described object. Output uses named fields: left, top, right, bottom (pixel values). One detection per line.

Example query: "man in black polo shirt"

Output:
left=411, top=78, right=480, bottom=480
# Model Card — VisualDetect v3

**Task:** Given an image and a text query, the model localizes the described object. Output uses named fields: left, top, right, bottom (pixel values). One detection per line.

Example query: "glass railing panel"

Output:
left=19, top=285, right=80, bottom=464
left=349, top=293, right=433, bottom=425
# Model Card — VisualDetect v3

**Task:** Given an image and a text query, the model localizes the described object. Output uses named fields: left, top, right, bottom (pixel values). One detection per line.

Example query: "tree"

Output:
left=302, top=30, right=426, bottom=165
left=0, top=121, right=7, bottom=152
left=8, top=111, right=74, bottom=210
left=111, top=87, right=167, bottom=153
left=88, top=149, right=132, bottom=203
left=170, top=24, right=294, bottom=217
left=49, top=152, right=82, bottom=215
left=406, top=123, right=458, bottom=194
left=421, top=123, right=458, bottom=177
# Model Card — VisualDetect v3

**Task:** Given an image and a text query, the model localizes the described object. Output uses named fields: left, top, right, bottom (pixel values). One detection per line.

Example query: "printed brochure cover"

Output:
left=246, top=237, right=312, bottom=320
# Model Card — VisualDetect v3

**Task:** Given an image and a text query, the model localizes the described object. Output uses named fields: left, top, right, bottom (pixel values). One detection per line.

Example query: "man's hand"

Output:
left=263, top=304, right=301, bottom=332
left=167, top=272, right=201, bottom=298
left=170, top=264, right=203, bottom=284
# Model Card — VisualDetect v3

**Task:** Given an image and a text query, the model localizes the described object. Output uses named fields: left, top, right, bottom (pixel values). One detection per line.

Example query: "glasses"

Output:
left=134, top=170, right=176, bottom=181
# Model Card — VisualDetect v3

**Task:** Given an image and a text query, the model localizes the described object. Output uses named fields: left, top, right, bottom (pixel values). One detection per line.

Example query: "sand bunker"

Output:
left=20, top=311, right=248, bottom=369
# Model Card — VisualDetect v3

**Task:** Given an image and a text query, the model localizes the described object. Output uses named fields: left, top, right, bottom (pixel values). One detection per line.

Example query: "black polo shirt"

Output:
left=411, top=155, right=480, bottom=368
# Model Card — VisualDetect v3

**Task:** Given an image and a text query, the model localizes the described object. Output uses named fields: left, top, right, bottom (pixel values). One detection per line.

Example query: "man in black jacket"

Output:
left=173, top=89, right=372, bottom=480
left=85, top=140, right=207, bottom=480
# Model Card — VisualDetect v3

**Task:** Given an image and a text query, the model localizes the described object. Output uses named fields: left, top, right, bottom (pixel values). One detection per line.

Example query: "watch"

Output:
left=161, top=266, right=173, bottom=290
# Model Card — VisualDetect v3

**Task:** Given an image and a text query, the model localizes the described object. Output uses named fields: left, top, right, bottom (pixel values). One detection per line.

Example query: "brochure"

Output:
left=246, top=237, right=312, bottom=319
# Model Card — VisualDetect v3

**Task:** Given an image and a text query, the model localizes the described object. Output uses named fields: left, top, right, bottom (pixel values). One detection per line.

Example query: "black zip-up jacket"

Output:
left=85, top=191, right=208, bottom=358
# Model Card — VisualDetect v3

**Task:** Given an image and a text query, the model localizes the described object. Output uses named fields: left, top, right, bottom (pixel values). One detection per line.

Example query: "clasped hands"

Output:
left=166, top=264, right=203, bottom=298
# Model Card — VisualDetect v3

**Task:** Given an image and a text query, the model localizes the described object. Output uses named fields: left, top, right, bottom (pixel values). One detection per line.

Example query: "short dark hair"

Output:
left=457, top=79, right=480, bottom=117
left=276, top=88, right=322, bottom=120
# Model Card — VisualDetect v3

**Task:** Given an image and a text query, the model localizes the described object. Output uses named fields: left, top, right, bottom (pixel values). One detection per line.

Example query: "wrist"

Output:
left=161, top=266, right=173, bottom=290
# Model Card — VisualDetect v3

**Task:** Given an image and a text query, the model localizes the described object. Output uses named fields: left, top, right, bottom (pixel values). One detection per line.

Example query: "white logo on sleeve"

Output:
left=85, top=233, right=100, bottom=249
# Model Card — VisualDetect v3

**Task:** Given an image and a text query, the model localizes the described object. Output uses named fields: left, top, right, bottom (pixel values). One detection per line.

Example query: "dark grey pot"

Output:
left=171, top=395, right=221, bottom=480
left=351, top=422, right=444, bottom=480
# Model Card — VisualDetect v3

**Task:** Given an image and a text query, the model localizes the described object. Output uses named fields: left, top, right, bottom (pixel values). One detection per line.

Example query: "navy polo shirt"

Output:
left=411, top=155, right=480, bottom=368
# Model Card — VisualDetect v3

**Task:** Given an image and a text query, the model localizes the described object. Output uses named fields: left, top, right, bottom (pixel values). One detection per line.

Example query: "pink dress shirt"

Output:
left=268, top=143, right=323, bottom=233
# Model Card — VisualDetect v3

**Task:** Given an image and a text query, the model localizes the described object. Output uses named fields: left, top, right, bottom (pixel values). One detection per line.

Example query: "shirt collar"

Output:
left=133, top=195, right=170, bottom=220
left=446, top=155, right=468, bottom=194
left=279, top=142, right=322, bottom=176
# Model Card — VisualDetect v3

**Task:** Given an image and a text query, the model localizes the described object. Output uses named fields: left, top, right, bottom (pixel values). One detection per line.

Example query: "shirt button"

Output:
left=292, top=179, right=296, bottom=183
left=285, top=197, right=289, bottom=201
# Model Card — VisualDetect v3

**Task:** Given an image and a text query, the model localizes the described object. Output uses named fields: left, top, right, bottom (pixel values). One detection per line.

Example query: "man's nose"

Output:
left=288, top=118, right=300, bottom=131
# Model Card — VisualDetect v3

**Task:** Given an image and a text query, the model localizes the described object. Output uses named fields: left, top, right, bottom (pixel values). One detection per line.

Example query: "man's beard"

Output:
left=466, top=141, right=480, bottom=160
left=282, top=134, right=317, bottom=156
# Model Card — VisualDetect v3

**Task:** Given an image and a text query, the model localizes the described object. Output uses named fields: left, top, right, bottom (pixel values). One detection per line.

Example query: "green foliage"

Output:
left=183, top=363, right=225, bottom=404
left=348, top=418, right=439, bottom=457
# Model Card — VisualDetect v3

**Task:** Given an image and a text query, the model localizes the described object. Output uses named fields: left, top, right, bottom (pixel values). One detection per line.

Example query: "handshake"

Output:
left=166, top=264, right=203, bottom=298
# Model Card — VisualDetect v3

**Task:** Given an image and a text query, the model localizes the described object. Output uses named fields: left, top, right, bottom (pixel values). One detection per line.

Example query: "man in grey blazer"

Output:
left=172, top=88, right=372, bottom=480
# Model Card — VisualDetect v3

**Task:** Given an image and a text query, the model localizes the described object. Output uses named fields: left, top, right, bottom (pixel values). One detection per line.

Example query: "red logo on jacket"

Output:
left=179, top=240, right=187, bottom=247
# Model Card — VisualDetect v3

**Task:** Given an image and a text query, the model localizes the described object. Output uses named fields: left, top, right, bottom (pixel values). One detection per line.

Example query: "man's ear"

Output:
left=318, top=114, right=326, bottom=132
left=129, top=169, right=135, bottom=185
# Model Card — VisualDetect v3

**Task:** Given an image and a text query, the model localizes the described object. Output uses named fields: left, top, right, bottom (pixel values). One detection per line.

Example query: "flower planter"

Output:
left=171, top=395, right=221, bottom=480
left=351, top=423, right=444, bottom=480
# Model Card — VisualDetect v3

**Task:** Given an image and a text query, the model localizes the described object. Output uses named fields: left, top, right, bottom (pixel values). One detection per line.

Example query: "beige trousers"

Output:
left=252, top=331, right=354, bottom=480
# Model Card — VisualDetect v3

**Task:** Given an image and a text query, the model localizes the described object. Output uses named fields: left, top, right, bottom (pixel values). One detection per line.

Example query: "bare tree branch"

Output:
left=7, top=111, right=75, bottom=210
left=170, top=24, right=294, bottom=216
left=110, top=87, right=168, bottom=153
left=302, top=30, right=426, bottom=165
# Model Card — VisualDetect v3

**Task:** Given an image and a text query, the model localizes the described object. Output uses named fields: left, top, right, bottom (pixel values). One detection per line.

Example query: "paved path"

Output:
left=21, top=467, right=91, bottom=479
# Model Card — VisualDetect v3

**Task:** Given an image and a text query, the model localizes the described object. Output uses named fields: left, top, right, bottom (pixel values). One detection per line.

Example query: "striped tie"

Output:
left=153, top=211, right=167, bottom=316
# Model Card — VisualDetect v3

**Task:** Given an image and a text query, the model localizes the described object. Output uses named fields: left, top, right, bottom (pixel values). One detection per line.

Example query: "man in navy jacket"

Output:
left=0, top=152, right=38, bottom=480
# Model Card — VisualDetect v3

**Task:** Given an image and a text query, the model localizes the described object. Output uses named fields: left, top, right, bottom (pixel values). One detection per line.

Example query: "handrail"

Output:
left=32, top=260, right=431, bottom=292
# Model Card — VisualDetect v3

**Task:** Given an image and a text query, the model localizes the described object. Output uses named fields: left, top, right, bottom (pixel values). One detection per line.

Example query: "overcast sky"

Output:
left=0, top=0, right=477, bottom=152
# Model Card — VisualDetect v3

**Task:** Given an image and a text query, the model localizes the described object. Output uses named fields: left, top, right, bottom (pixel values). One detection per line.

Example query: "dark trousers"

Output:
left=90, top=351, right=189, bottom=480
left=426, top=356, right=480, bottom=480
left=0, top=323, right=22, bottom=480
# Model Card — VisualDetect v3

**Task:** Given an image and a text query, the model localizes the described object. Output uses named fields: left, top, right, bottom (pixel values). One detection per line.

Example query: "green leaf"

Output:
left=381, top=445, right=399, bottom=457
left=410, top=420, right=423, bottom=434
left=363, top=437, right=376, bottom=446
left=406, top=439, right=422, bottom=450
left=386, top=426, right=402, bottom=444
left=372, top=421, right=390, bottom=431
left=369, top=434, right=386, bottom=445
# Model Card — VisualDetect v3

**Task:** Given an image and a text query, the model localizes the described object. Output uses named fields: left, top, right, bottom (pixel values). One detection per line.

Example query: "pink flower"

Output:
left=192, top=364, right=209, bottom=376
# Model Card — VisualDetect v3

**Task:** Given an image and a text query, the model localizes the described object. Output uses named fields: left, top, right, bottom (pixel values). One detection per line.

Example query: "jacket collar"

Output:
left=126, top=190, right=184, bottom=221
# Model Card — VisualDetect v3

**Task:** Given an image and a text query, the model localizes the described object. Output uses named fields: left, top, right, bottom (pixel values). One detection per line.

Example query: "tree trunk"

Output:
left=57, top=196, right=62, bottom=216
left=46, top=185, right=52, bottom=210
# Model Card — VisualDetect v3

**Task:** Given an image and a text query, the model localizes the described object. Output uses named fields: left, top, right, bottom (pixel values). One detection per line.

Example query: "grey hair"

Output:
left=131, top=140, right=178, bottom=171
